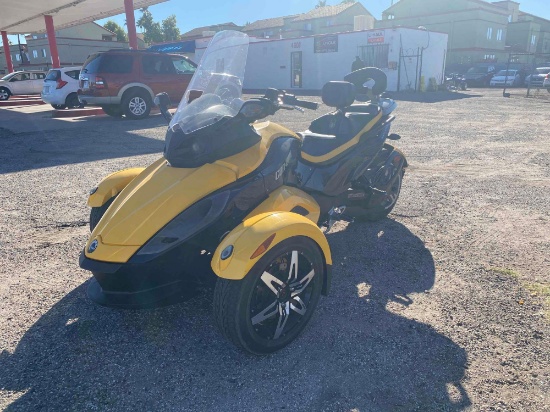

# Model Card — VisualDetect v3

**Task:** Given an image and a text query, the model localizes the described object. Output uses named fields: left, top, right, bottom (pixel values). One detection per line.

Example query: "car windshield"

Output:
left=496, top=70, right=516, bottom=76
left=0, top=73, right=16, bottom=81
left=169, top=30, right=249, bottom=134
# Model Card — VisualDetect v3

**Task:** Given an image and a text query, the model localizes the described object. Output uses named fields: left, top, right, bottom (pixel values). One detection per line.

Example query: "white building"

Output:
left=230, top=27, right=448, bottom=93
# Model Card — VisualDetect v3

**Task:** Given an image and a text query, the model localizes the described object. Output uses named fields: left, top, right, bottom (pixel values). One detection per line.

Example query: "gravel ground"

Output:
left=0, top=88, right=548, bottom=411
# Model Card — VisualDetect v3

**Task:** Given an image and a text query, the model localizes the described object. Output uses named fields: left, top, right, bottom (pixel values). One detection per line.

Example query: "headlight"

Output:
left=136, top=191, right=230, bottom=256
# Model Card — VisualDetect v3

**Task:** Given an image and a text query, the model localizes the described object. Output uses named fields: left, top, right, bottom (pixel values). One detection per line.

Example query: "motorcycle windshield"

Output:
left=169, top=31, right=249, bottom=134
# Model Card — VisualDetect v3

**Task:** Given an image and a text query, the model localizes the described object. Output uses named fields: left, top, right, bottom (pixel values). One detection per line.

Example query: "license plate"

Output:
left=83, top=81, right=89, bottom=89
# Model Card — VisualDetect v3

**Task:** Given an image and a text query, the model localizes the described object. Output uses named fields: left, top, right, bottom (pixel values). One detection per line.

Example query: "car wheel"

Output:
left=101, top=105, right=123, bottom=117
left=213, top=237, right=324, bottom=354
left=51, top=104, right=66, bottom=110
left=0, top=87, right=10, bottom=100
left=122, top=90, right=151, bottom=120
left=65, top=93, right=83, bottom=109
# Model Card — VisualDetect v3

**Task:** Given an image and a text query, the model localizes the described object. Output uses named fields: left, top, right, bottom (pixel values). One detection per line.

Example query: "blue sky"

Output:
left=8, top=0, right=549, bottom=44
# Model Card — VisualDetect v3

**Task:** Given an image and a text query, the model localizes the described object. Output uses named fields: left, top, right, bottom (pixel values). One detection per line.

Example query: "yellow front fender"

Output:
left=87, top=168, right=145, bottom=208
left=211, top=211, right=332, bottom=283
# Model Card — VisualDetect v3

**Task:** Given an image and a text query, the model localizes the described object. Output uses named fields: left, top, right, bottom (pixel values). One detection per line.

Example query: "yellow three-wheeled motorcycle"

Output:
left=79, top=31, right=407, bottom=354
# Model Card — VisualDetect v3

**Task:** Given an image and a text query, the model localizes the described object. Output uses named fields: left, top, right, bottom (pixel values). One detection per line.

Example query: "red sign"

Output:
left=367, top=30, right=385, bottom=44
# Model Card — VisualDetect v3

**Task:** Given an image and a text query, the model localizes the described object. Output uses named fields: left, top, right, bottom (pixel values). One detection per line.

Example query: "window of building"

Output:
left=487, top=27, right=493, bottom=40
left=41, top=49, right=47, bottom=57
left=388, top=14, right=395, bottom=20
left=304, top=23, right=312, bottom=31
left=326, top=19, right=333, bottom=27
left=508, top=15, right=512, bottom=23
left=496, top=29, right=503, bottom=41
left=358, top=44, right=389, bottom=69
left=102, top=35, right=112, bottom=41
left=32, top=50, right=38, bottom=58
left=531, top=35, right=537, bottom=45
left=15, top=54, right=21, bottom=61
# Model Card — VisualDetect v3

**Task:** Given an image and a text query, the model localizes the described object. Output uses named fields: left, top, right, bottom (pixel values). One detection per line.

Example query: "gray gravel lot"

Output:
left=0, top=88, right=549, bottom=411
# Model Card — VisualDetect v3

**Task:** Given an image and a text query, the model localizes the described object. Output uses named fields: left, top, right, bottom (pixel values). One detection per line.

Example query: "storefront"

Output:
left=236, top=27, right=448, bottom=92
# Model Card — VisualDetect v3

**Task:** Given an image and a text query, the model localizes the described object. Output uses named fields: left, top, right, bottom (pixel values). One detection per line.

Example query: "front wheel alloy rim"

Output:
left=0, top=90, right=8, bottom=100
left=250, top=250, right=315, bottom=341
left=128, top=97, right=147, bottom=115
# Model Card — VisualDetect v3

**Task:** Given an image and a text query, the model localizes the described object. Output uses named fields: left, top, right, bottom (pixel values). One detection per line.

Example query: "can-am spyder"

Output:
left=79, top=31, right=407, bottom=354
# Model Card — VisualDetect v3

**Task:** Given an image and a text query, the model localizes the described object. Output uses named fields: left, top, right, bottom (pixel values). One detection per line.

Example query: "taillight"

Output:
left=95, top=76, right=107, bottom=89
left=56, top=80, right=68, bottom=89
left=546, top=74, right=550, bottom=79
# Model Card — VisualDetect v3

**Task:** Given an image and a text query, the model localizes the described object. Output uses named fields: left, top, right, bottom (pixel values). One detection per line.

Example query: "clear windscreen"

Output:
left=169, top=31, right=249, bottom=134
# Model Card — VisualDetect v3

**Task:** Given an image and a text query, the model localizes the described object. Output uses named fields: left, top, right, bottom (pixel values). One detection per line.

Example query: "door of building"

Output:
left=291, top=51, right=302, bottom=88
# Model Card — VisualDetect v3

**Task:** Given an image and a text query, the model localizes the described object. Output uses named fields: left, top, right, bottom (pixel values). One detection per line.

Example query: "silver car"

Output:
left=525, top=67, right=550, bottom=88
left=0, top=71, right=47, bottom=100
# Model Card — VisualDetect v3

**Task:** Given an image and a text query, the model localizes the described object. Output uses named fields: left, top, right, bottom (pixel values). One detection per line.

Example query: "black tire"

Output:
left=357, top=169, right=404, bottom=222
left=122, top=90, right=151, bottom=120
left=213, top=237, right=324, bottom=354
left=51, top=104, right=66, bottom=110
left=101, top=105, right=123, bottom=117
left=0, top=87, right=11, bottom=101
left=89, top=196, right=116, bottom=232
left=65, top=93, right=83, bottom=109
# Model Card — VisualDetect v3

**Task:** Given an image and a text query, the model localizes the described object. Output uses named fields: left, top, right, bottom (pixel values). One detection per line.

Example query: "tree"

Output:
left=161, top=15, right=181, bottom=42
left=103, top=20, right=128, bottom=42
left=315, top=0, right=327, bottom=8
left=137, top=7, right=164, bottom=43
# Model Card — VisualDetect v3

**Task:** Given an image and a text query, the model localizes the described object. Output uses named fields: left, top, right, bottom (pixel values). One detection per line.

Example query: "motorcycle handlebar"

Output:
left=282, top=94, right=318, bottom=110
left=294, top=99, right=318, bottom=110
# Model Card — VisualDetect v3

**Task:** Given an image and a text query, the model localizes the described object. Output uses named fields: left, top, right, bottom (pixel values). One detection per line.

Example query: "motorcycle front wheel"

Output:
left=213, top=237, right=324, bottom=355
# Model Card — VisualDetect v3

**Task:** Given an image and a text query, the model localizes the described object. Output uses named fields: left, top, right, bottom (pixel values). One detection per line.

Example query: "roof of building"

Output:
left=181, top=22, right=240, bottom=38
left=242, top=16, right=294, bottom=32
left=293, top=2, right=369, bottom=21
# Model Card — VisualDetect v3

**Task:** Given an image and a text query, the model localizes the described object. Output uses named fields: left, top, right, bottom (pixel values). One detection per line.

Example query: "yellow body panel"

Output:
left=300, top=111, right=383, bottom=164
left=87, top=168, right=145, bottom=207
left=245, top=186, right=321, bottom=224
left=211, top=211, right=332, bottom=280
left=85, top=122, right=299, bottom=263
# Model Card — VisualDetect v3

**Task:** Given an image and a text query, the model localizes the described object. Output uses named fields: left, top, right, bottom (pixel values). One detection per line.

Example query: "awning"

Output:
left=148, top=41, right=196, bottom=54
left=0, top=0, right=167, bottom=34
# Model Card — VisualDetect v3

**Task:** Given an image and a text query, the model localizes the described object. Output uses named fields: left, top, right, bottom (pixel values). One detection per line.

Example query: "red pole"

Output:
left=1, top=31, right=14, bottom=73
left=124, top=0, right=138, bottom=50
left=44, top=15, right=60, bottom=68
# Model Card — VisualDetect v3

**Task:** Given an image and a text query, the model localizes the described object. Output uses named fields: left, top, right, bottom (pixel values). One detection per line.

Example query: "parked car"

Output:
left=0, top=70, right=47, bottom=100
left=78, top=50, right=197, bottom=119
left=41, top=66, right=83, bottom=109
left=525, top=67, right=550, bottom=88
left=463, top=65, right=499, bottom=87
left=489, top=70, right=521, bottom=87
left=543, top=73, right=550, bottom=92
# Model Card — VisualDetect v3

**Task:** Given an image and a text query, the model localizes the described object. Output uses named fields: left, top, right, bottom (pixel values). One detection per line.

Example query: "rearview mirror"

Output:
left=154, top=92, right=172, bottom=123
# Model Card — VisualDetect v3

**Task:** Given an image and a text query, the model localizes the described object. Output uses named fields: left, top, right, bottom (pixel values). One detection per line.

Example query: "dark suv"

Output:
left=78, top=50, right=196, bottom=119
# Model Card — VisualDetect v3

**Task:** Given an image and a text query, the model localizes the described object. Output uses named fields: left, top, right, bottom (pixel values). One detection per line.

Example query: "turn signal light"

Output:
left=250, top=234, right=276, bottom=259
left=56, top=80, right=68, bottom=89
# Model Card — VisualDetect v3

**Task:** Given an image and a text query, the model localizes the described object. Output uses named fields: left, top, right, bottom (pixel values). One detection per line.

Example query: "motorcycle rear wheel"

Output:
left=357, top=170, right=403, bottom=221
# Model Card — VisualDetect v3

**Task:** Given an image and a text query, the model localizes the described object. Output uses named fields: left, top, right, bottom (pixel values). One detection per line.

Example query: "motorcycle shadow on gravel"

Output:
left=0, top=220, right=470, bottom=411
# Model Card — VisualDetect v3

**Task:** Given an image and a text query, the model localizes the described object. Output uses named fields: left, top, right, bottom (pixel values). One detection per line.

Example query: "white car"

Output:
left=524, top=67, right=550, bottom=88
left=41, top=66, right=84, bottom=109
left=0, top=71, right=47, bottom=100
left=489, top=70, right=521, bottom=87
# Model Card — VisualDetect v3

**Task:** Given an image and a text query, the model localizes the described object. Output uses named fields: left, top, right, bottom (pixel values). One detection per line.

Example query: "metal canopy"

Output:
left=0, top=0, right=167, bottom=34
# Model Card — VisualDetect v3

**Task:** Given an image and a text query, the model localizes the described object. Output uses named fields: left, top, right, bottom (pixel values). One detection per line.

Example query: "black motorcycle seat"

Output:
left=300, top=108, right=381, bottom=164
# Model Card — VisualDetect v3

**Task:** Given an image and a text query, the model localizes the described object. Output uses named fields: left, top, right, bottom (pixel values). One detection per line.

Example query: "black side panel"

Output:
left=297, top=122, right=390, bottom=197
